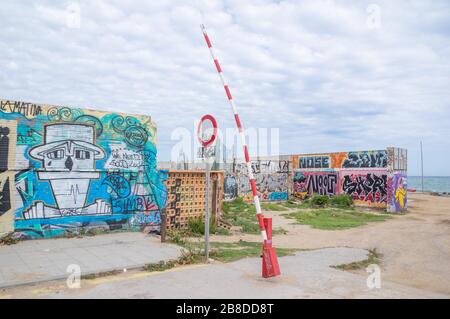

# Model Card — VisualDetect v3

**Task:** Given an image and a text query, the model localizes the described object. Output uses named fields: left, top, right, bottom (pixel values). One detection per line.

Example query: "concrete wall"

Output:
left=0, top=99, right=167, bottom=238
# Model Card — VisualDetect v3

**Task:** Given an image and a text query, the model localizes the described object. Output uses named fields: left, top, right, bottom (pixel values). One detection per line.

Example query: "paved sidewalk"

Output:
left=3, top=247, right=447, bottom=298
left=0, top=232, right=181, bottom=288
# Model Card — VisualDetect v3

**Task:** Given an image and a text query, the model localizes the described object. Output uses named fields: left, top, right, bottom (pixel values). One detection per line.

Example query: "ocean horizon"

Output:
left=408, top=176, right=450, bottom=193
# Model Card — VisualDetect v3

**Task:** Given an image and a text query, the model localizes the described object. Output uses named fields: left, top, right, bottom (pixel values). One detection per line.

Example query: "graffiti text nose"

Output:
left=65, top=156, right=73, bottom=171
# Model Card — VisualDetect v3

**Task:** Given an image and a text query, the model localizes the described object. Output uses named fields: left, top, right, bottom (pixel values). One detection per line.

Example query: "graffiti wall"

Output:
left=225, top=158, right=290, bottom=201
left=291, top=149, right=406, bottom=210
left=0, top=99, right=167, bottom=238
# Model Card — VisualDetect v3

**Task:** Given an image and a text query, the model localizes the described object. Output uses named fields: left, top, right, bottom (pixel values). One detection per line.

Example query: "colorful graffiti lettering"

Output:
left=342, top=151, right=387, bottom=168
left=294, top=171, right=338, bottom=196
left=235, top=160, right=290, bottom=175
left=298, top=156, right=330, bottom=169
left=341, top=171, right=387, bottom=205
left=268, top=192, right=288, bottom=201
left=0, top=100, right=43, bottom=119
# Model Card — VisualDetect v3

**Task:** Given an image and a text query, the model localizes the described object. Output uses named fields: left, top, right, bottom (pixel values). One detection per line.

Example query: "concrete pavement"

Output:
left=3, top=247, right=447, bottom=298
left=0, top=232, right=182, bottom=288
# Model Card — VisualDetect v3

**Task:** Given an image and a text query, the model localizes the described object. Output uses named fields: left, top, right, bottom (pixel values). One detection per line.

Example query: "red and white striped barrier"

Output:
left=201, top=24, right=280, bottom=277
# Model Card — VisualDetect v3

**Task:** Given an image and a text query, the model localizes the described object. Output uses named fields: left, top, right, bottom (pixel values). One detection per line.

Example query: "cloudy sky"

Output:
left=1, top=0, right=449, bottom=175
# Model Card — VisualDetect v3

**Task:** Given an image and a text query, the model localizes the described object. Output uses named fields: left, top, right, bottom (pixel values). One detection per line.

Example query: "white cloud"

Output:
left=0, top=0, right=449, bottom=175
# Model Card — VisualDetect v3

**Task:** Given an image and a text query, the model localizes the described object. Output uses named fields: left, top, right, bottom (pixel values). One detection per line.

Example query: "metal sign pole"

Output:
left=204, top=154, right=210, bottom=262
left=197, top=115, right=217, bottom=264
left=420, top=141, right=424, bottom=193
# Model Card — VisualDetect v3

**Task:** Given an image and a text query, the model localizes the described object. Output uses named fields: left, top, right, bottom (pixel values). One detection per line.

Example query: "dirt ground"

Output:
left=1, top=193, right=448, bottom=298
left=212, top=193, right=450, bottom=295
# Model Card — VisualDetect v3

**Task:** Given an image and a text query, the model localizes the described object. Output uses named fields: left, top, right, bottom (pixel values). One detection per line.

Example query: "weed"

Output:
left=0, top=232, right=21, bottom=245
left=187, top=216, right=223, bottom=236
left=329, top=194, right=354, bottom=208
left=332, top=248, right=382, bottom=271
left=143, top=260, right=176, bottom=272
left=260, top=202, right=288, bottom=211
left=310, top=195, right=329, bottom=207
left=81, top=269, right=122, bottom=280
left=287, top=208, right=390, bottom=230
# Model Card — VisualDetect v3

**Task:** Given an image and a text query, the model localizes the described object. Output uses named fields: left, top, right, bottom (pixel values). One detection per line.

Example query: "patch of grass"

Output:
left=187, top=216, right=230, bottom=236
left=222, top=197, right=259, bottom=234
left=279, top=200, right=304, bottom=209
left=310, top=195, right=329, bottom=207
left=222, top=197, right=255, bottom=214
left=222, top=198, right=292, bottom=234
left=188, top=217, right=207, bottom=235
left=81, top=269, right=123, bottom=280
left=329, top=194, right=353, bottom=208
left=332, top=248, right=382, bottom=271
left=177, top=247, right=205, bottom=265
left=209, top=240, right=298, bottom=263
left=167, top=229, right=190, bottom=246
left=286, top=208, right=391, bottom=230
left=214, top=227, right=231, bottom=236
left=143, top=260, right=176, bottom=272
left=272, top=227, right=288, bottom=235
left=260, top=202, right=288, bottom=211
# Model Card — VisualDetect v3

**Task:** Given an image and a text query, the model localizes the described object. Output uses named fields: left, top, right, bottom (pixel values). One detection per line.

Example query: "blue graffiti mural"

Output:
left=0, top=100, right=167, bottom=239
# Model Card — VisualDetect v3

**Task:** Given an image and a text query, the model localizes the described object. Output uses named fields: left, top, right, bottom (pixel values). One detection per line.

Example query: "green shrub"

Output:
left=188, top=216, right=218, bottom=235
left=188, top=217, right=205, bottom=235
left=310, top=195, right=329, bottom=207
left=330, top=194, right=354, bottom=208
left=167, top=229, right=189, bottom=246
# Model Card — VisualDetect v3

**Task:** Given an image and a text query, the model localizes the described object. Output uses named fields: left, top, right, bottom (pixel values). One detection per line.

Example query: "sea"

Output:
left=408, top=176, right=450, bottom=193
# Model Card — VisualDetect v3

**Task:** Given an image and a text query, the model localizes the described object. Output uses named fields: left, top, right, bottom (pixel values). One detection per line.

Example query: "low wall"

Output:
left=221, top=148, right=407, bottom=213
left=292, top=148, right=408, bottom=212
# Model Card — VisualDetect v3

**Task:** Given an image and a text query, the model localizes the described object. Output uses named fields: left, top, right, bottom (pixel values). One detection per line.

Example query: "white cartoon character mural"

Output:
left=24, top=123, right=112, bottom=219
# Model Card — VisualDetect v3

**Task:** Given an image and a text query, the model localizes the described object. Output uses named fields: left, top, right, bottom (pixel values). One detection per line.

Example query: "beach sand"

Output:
left=211, top=193, right=450, bottom=295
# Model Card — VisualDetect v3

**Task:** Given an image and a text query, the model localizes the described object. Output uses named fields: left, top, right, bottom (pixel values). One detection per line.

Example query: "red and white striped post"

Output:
left=201, top=24, right=280, bottom=277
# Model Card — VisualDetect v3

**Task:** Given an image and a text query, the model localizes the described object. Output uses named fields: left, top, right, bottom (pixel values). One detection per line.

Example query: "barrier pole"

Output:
left=200, top=24, right=280, bottom=277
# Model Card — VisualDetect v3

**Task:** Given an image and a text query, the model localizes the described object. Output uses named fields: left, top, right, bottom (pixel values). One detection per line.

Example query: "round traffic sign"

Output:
left=197, top=114, right=218, bottom=147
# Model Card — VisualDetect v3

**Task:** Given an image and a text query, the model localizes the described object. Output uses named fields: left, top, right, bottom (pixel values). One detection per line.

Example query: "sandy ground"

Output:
left=211, top=193, right=450, bottom=295
left=0, top=193, right=448, bottom=298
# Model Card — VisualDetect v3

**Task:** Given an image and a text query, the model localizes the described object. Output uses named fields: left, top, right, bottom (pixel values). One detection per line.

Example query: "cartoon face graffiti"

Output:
left=25, top=124, right=111, bottom=218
